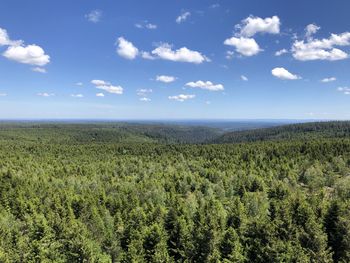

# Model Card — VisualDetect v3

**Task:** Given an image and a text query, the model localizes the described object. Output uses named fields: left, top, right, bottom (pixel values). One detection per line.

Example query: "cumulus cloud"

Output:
left=37, top=92, right=54, bottom=97
left=292, top=26, right=350, bottom=61
left=321, top=77, right=336, bottom=83
left=116, top=37, right=139, bottom=60
left=140, top=97, right=151, bottom=102
left=156, top=75, right=176, bottom=83
left=236, top=15, right=280, bottom=37
left=305, top=24, right=320, bottom=40
left=137, top=88, right=152, bottom=96
left=85, top=10, right=102, bottom=23
left=96, top=93, right=105, bottom=97
left=141, top=51, right=156, bottom=60
left=241, top=75, right=248, bottom=81
left=76, top=82, right=83, bottom=86
left=96, top=85, right=123, bottom=95
left=149, top=43, right=209, bottom=63
left=135, top=21, right=157, bottom=29
left=31, top=67, right=46, bottom=73
left=168, top=94, right=195, bottom=102
left=225, top=50, right=234, bottom=59
left=71, top=94, right=84, bottom=98
left=91, top=79, right=109, bottom=86
left=0, top=28, right=11, bottom=46
left=1, top=27, right=50, bottom=68
left=275, top=48, right=288, bottom=56
left=337, top=87, right=350, bottom=95
left=185, top=80, right=224, bottom=91
left=0, top=28, right=21, bottom=46
left=91, top=79, right=123, bottom=95
left=176, top=11, right=191, bottom=24
left=271, top=67, right=300, bottom=80
left=224, top=37, right=261, bottom=56
left=224, top=16, right=280, bottom=57
left=3, top=44, right=50, bottom=66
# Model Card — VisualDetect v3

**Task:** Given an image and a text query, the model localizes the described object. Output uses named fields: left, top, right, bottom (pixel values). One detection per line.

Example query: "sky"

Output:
left=0, top=0, right=350, bottom=120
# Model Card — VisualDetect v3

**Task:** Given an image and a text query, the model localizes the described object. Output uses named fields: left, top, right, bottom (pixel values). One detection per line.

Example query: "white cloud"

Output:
left=241, top=75, right=248, bottom=81
left=31, top=67, right=46, bottom=73
left=236, top=15, right=280, bottom=37
left=224, top=16, right=280, bottom=58
left=96, top=93, right=105, bottom=97
left=275, top=49, right=288, bottom=56
left=76, top=82, right=83, bottom=86
left=91, top=79, right=123, bottom=95
left=337, top=87, right=350, bottom=95
left=185, top=80, right=224, bottom=91
left=145, top=23, right=157, bottom=29
left=116, top=37, right=139, bottom=60
left=156, top=75, right=176, bottom=83
left=292, top=28, right=350, bottom=61
left=135, top=23, right=142, bottom=29
left=0, top=27, right=49, bottom=68
left=226, top=50, right=234, bottom=59
left=210, top=4, right=220, bottom=8
left=141, top=51, right=156, bottom=60
left=271, top=67, right=300, bottom=80
left=71, top=94, right=84, bottom=98
left=3, top=44, right=50, bottom=66
left=150, top=43, right=209, bottom=63
left=91, top=79, right=109, bottom=86
left=137, top=88, right=152, bottom=96
left=305, top=24, right=320, bottom=40
left=96, top=85, right=123, bottom=95
left=37, top=92, right=54, bottom=97
left=140, top=97, right=151, bottom=102
left=135, top=21, right=157, bottom=29
left=0, top=28, right=11, bottom=46
left=321, top=77, right=336, bottom=83
left=0, top=93, right=7, bottom=96
left=0, top=28, right=21, bottom=46
left=176, top=11, right=191, bottom=24
left=168, top=94, right=195, bottom=102
left=85, top=10, right=102, bottom=23
left=224, top=37, right=261, bottom=56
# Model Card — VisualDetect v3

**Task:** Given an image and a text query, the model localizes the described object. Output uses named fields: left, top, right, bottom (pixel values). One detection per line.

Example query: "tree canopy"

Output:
left=0, top=122, right=349, bottom=262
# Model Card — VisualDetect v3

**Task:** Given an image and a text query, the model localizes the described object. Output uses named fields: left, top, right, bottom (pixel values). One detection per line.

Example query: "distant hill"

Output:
left=0, top=122, right=222, bottom=144
left=212, top=121, right=350, bottom=144
left=2, top=121, right=350, bottom=145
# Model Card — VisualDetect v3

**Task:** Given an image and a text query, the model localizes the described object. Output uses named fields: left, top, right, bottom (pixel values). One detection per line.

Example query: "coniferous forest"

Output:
left=0, top=121, right=350, bottom=262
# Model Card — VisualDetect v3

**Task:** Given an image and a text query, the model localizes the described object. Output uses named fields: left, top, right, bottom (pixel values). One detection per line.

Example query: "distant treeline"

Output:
left=1, top=121, right=350, bottom=145
left=0, top=122, right=222, bottom=144
left=213, top=121, right=350, bottom=144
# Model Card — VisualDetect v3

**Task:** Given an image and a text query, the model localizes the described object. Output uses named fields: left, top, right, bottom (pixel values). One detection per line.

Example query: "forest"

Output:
left=0, top=121, right=349, bottom=262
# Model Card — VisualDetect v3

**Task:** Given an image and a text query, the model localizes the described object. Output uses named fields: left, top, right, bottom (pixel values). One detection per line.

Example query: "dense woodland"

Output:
left=0, top=122, right=350, bottom=262
left=214, top=121, right=350, bottom=144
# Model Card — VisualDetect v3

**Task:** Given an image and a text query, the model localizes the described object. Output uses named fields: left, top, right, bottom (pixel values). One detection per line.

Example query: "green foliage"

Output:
left=213, top=121, right=350, bottom=143
left=0, top=122, right=349, bottom=262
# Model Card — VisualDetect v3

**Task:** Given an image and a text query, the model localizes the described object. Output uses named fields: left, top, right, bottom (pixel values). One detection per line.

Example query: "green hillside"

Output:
left=0, top=122, right=222, bottom=144
left=213, top=121, right=350, bottom=144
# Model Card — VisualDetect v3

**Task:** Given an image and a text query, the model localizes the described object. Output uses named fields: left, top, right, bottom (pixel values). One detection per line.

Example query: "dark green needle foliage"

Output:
left=0, top=121, right=349, bottom=262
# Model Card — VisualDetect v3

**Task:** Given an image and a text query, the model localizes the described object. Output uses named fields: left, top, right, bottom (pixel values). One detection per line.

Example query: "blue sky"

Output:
left=0, top=0, right=350, bottom=120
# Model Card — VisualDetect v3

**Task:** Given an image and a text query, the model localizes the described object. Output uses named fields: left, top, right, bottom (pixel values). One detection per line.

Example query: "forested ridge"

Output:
left=0, top=122, right=350, bottom=262
left=0, top=122, right=222, bottom=144
left=213, top=121, right=350, bottom=144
